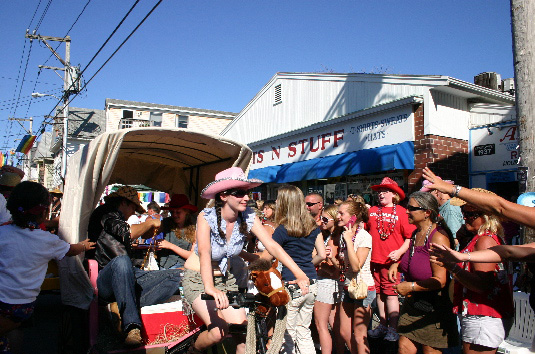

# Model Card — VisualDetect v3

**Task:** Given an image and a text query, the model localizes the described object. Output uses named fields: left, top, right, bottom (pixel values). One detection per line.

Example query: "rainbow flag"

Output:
left=0, top=152, right=5, bottom=167
left=15, top=135, right=36, bottom=155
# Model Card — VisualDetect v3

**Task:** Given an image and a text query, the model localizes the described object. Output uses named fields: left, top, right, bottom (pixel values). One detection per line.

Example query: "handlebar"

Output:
left=201, top=291, right=258, bottom=309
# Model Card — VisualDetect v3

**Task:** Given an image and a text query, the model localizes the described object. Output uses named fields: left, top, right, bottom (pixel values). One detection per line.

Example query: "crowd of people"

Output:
left=1, top=163, right=535, bottom=354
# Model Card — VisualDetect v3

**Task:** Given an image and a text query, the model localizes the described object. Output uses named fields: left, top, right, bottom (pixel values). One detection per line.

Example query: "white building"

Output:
left=221, top=72, right=516, bottom=203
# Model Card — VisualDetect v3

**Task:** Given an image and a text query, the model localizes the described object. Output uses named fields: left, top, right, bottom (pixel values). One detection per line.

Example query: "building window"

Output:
left=150, top=112, right=162, bottom=127
left=120, top=110, right=134, bottom=129
left=274, top=84, right=282, bottom=105
left=178, top=115, right=188, bottom=128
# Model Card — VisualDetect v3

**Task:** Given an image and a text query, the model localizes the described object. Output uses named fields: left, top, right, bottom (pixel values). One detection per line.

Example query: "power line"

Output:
left=35, top=0, right=163, bottom=139
left=42, top=0, right=93, bottom=67
left=0, top=76, right=61, bottom=85
left=35, top=0, right=53, bottom=31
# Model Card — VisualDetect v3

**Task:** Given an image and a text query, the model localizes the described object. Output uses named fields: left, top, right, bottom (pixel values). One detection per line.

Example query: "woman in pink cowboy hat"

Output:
left=366, top=177, right=416, bottom=342
left=182, top=167, right=310, bottom=354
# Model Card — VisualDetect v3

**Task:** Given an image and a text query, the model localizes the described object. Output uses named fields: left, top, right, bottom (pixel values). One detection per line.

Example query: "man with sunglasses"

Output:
left=305, top=193, right=324, bottom=226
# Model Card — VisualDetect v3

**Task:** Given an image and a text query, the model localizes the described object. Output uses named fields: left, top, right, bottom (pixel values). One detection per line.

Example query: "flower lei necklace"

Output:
left=377, top=204, right=397, bottom=240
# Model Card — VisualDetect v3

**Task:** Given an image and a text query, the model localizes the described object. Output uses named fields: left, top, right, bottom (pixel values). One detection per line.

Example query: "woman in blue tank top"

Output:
left=182, top=168, right=310, bottom=354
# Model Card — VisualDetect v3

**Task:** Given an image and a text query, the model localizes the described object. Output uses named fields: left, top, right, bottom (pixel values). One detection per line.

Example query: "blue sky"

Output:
left=1, top=1, right=514, bottom=153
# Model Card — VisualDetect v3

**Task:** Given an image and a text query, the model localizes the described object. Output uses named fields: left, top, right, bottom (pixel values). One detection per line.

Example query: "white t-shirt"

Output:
left=0, top=224, right=70, bottom=304
left=127, top=214, right=147, bottom=226
left=344, top=228, right=374, bottom=288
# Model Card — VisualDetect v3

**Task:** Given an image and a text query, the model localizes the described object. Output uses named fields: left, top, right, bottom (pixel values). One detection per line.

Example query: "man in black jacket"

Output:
left=87, top=186, right=182, bottom=347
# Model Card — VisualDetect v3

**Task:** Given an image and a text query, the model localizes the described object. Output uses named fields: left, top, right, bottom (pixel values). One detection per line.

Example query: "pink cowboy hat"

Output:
left=420, top=176, right=454, bottom=192
left=201, top=167, right=263, bottom=199
left=371, top=177, right=406, bottom=201
left=161, top=194, right=198, bottom=213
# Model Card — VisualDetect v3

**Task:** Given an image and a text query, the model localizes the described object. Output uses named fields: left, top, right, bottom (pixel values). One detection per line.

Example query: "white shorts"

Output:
left=315, top=278, right=343, bottom=304
left=460, top=314, right=512, bottom=348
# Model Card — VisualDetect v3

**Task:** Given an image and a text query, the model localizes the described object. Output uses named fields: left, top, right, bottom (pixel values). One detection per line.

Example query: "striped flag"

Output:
left=15, top=135, right=37, bottom=155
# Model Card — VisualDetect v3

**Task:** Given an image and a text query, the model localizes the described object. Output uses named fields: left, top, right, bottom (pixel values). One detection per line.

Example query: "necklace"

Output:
left=410, top=223, right=434, bottom=258
left=338, top=225, right=361, bottom=282
left=377, top=205, right=397, bottom=240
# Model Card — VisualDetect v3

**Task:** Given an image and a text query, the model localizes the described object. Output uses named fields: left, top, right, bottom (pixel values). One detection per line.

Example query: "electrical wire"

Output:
left=35, top=0, right=53, bottom=31
left=35, top=0, right=162, bottom=139
left=42, top=0, right=93, bottom=67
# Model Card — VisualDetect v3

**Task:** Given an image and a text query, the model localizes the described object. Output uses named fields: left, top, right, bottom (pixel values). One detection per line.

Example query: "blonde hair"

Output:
left=340, top=200, right=369, bottom=223
left=479, top=213, right=505, bottom=238
left=323, top=204, right=339, bottom=220
left=275, top=185, right=317, bottom=237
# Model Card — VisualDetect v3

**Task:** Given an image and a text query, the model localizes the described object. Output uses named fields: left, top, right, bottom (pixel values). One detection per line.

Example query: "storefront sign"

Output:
left=470, top=124, right=519, bottom=172
left=250, top=107, right=414, bottom=170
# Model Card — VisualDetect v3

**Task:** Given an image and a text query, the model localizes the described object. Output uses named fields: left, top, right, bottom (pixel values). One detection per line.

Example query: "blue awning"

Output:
left=249, top=141, right=414, bottom=183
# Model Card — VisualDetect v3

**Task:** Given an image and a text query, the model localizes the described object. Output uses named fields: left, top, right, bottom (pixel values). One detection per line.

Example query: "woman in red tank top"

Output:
left=436, top=189, right=513, bottom=354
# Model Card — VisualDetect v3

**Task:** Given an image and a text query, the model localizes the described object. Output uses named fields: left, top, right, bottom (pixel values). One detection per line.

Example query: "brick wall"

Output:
left=407, top=104, right=469, bottom=194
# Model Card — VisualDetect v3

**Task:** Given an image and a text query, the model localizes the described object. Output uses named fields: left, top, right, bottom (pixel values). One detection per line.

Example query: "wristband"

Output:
left=452, top=185, right=462, bottom=197
left=412, top=282, right=415, bottom=291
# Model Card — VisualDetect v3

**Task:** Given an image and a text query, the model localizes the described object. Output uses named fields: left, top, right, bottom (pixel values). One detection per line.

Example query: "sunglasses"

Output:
left=306, top=202, right=320, bottom=207
left=321, top=216, right=334, bottom=223
left=227, top=189, right=248, bottom=198
left=462, top=210, right=482, bottom=220
left=406, top=205, right=426, bottom=212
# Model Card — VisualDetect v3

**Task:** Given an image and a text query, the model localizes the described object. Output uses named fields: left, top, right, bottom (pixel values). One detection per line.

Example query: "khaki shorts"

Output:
left=182, top=268, right=238, bottom=307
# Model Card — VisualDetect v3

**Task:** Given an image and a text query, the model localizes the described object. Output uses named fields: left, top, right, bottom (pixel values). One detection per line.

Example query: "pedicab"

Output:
left=57, top=128, right=254, bottom=353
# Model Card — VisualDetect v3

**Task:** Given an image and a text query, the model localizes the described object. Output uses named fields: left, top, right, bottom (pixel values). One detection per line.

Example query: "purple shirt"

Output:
left=399, top=228, right=440, bottom=282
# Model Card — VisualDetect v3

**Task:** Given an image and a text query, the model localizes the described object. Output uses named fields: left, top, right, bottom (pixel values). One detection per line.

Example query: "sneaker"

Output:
left=367, top=323, right=387, bottom=338
left=124, top=328, right=143, bottom=347
left=384, top=327, right=399, bottom=342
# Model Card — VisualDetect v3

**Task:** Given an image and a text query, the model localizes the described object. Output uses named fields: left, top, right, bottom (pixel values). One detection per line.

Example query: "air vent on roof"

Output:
left=274, top=84, right=282, bottom=105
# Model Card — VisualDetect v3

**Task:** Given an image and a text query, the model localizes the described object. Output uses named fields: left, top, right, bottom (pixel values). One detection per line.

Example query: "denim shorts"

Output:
left=315, top=278, right=343, bottom=304
left=460, top=314, right=513, bottom=348
left=341, top=287, right=376, bottom=307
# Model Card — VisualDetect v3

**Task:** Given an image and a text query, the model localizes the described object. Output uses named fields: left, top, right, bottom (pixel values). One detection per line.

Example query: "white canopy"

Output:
left=58, top=128, right=252, bottom=309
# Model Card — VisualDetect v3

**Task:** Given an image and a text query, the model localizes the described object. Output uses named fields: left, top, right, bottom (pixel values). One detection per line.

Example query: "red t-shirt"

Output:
left=367, top=205, right=415, bottom=264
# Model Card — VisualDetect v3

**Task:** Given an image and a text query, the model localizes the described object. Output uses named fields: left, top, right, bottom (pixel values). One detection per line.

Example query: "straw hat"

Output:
left=160, top=194, right=198, bottom=212
left=104, top=186, right=146, bottom=214
left=49, top=188, right=63, bottom=195
left=370, top=177, right=406, bottom=201
left=0, top=166, right=24, bottom=188
left=201, top=167, right=263, bottom=200
left=450, top=188, right=496, bottom=207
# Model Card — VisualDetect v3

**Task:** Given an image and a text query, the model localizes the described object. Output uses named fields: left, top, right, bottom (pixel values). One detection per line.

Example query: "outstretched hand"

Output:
left=429, top=242, right=463, bottom=264
left=422, top=167, right=455, bottom=194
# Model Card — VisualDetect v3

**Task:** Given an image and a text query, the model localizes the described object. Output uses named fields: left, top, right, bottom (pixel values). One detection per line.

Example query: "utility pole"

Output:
left=25, top=32, right=81, bottom=180
left=511, top=0, right=535, bottom=242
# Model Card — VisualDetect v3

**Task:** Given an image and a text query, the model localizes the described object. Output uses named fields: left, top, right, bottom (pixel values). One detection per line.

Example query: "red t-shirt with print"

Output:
left=367, top=205, right=415, bottom=264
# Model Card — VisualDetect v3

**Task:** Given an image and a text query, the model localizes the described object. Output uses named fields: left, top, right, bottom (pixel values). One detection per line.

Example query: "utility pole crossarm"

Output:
left=25, top=34, right=70, bottom=66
